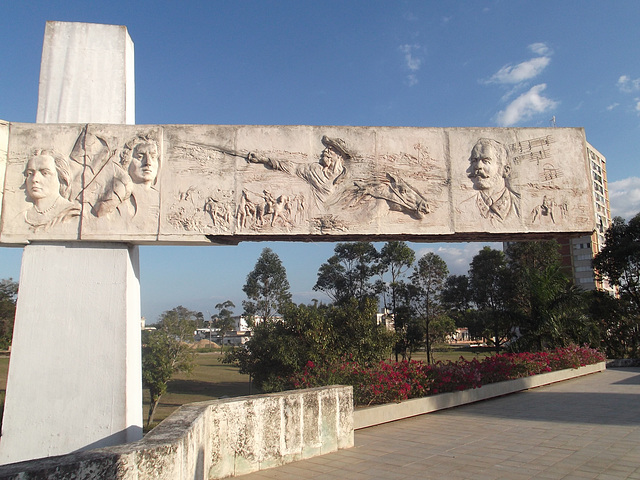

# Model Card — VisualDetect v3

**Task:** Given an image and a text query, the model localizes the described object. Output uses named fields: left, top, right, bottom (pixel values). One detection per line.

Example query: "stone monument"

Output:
left=0, top=21, right=596, bottom=466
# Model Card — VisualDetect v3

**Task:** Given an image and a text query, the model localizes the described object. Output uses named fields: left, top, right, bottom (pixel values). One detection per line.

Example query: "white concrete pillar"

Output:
left=37, top=21, right=135, bottom=125
left=0, top=244, right=142, bottom=463
left=0, top=21, right=142, bottom=464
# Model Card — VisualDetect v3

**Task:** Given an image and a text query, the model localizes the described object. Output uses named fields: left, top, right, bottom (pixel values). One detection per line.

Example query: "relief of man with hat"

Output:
left=248, top=135, right=349, bottom=206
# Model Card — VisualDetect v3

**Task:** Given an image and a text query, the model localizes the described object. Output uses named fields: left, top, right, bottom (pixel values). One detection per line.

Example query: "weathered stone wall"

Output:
left=0, top=385, right=353, bottom=479
left=0, top=123, right=595, bottom=244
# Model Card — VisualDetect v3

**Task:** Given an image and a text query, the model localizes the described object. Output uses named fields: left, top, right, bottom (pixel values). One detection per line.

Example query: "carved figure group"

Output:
left=236, top=190, right=306, bottom=230
left=247, top=135, right=435, bottom=225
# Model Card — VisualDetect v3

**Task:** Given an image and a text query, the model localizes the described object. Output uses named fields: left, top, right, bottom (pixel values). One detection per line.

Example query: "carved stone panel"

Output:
left=450, top=128, right=591, bottom=235
left=1, top=123, right=84, bottom=242
left=0, top=123, right=595, bottom=245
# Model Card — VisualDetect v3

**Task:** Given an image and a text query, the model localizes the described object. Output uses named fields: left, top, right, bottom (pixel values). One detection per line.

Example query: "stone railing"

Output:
left=0, top=385, right=353, bottom=480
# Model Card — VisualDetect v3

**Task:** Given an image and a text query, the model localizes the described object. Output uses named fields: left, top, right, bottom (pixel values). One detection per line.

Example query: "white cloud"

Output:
left=608, top=177, right=640, bottom=220
left=617, top=75, right=640, bottom=93
left=414, top=243, right=503, bottom=276
left=399, top=44, right=423, bottom=86
left=399, top=44, right=422, bottom=71
left=528, top=42, right=550, bottom=56
left=495, top=84, right=558, bottom=126
left=607, top=103, right=620, bottom=111
left=636, top=99, right=640, bottom=113
left=487, top=56, right=551, bottom=85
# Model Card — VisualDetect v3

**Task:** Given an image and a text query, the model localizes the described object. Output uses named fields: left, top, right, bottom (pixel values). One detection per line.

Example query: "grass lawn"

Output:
left=412, top=344, right=495, bottom=363
left=143, top=350, right=251, bottom=430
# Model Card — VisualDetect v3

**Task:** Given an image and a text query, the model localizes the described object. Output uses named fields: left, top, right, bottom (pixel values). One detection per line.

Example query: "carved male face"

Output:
left=468, top=141, right=507, bottom=192
left=25, top=154, right=61, bottom=201
left=129, top=142, right=159, bottom=185
left=320, top=146, right=340, bottom=169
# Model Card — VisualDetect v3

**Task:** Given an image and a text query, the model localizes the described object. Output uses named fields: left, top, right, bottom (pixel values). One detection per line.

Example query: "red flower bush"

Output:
left=288, top=346, right=605, bottom=406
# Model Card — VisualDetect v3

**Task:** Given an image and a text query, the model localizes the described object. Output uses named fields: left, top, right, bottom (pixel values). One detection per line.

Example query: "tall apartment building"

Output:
left=556, top=142, right=616, bottom=294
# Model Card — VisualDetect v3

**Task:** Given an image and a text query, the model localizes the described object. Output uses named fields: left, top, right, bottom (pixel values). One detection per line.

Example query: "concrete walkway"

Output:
left=238, top=367, right=640, bottom=479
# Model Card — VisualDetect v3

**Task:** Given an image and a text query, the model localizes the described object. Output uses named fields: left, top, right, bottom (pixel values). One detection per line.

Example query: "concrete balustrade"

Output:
left=0, top=385, right=354, bottom=479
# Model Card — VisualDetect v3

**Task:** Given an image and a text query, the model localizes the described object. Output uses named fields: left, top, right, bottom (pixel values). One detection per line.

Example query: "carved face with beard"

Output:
left=467, top=139, right=510, bottom=195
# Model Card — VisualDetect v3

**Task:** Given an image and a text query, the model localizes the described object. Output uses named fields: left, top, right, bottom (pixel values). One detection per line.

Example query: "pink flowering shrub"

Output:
left=288, top=346, right=605, bottom=406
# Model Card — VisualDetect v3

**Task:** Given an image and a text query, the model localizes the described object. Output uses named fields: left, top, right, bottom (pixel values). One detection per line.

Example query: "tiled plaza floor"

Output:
left=238, top=367, right=640, bottom=479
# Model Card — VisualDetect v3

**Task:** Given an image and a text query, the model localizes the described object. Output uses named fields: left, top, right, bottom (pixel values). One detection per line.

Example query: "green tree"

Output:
left=429, top=314, right=458, bottom=345
left=0, top=278, right=18, bottom=350
left=441, top=274, right=472, bottom=328
left=377, top=241, right=415, bottom=313
left=243, top=248, right=292, bottom=320
left=142, top=306, right=197, bottom=427
left=225, top=299, right=393, bottom=392
left=314, top=242, right=379, bottom=305
left=589, top=290, right=637, bottom=358
left=593, top=213, right=640, bottom=312
left=510, top=263, right=593, bottom=351
left=212, top=300, right=236, bottom=348
left=410, top=253, right=449, bottom=363
left=593, top=213, right=640, bottom=356
left=505, top=240, right=562, bottom=317
left=377, top=242, right=415, bottom=360
left=469, top=247, right=511, bottom=353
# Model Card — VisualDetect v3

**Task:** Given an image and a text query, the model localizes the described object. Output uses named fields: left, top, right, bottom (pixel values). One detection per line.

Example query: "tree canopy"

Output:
left=212, top=300, right=236, bottom=347
left=242, top=247, right=292, bottom=320
left=314, top=242, right=379, bottom=305
left=592, top=213, right=640, bottom=357
left=593, top=213, right=640, bottom=308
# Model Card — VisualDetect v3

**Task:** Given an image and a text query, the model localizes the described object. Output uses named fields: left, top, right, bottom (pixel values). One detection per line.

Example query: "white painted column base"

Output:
left=0, top=243, right=142, bottom=465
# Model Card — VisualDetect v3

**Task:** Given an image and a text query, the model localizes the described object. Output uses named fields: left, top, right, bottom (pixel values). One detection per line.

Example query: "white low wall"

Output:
left=0, top=385, right=354, bottom=480
left=354, top=362, right=606, bottom=430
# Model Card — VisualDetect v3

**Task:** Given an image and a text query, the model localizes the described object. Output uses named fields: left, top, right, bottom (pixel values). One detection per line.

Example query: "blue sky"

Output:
left=1, top=1, right=640, bottom=322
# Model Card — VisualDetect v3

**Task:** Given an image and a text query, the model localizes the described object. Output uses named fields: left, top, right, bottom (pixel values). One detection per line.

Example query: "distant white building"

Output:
left=376, top=310, right=395, bottom=331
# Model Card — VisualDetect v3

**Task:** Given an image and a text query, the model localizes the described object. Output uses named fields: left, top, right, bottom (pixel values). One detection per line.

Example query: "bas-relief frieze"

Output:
left=0, top=124, right=595, bottom=244
left=450, top=128, right=592, bottom=234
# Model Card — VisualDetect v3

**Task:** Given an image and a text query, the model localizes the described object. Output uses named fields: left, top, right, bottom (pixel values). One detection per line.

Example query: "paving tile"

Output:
left=236, top=368, right=640, bottom=480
